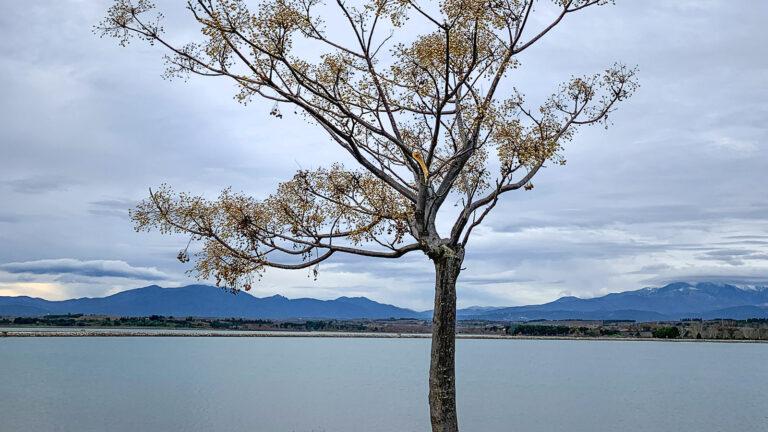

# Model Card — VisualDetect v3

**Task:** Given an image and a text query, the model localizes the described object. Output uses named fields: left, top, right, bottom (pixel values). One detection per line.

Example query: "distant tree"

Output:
left=510, top=324, right=570, bottom=336
left=98, top=1, right=636, bottom=430
left=211, top=319, right=235, bottom=328
left=599, top=328, right=619, bottom=336
left=652, top=326, right=680, bottom=339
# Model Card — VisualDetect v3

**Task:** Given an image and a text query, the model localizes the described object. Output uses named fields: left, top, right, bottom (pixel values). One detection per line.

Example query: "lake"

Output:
left=1, top=337, right=766, bottom=432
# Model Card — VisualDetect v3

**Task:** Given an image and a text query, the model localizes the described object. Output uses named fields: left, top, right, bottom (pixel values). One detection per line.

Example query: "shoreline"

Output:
left=1, top=328, right=766, bottom=343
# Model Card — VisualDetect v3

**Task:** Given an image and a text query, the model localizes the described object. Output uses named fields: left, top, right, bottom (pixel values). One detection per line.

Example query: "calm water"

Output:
left=1, top=338, right=766, bottom=432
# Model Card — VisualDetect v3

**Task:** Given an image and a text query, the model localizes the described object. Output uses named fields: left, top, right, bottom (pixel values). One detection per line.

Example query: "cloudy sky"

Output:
left=1, top=1, right=766, bottom=310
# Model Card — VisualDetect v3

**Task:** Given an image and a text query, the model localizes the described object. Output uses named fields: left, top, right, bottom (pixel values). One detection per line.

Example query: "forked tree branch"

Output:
left=100, top=0, right=636, bottom=288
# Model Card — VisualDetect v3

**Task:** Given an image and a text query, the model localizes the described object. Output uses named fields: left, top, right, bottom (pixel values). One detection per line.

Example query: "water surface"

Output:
left=1, top=338, right=766, bottom=431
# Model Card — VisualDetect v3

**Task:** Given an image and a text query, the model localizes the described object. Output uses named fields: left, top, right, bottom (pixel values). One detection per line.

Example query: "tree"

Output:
left=652, top=326, right=680, bottom=339
left=97, top=1, right=637, bottom=430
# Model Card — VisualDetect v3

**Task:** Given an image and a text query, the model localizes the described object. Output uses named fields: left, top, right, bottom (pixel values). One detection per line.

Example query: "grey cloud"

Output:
left=2, top=175, right=75, bottom=194
left=0, top=259, right=170, bottom=281
left=88, top=198, right=137, bottom=219
left=0, top=213, right=21, bottom=223
left=714, top=240, right=768, bottom=246
left=459, top=275, right=537, bottom=285
left=644, top=274, right=768, bottom=288
left=489, top=203, right=768, bottom=234
left=470, top=238, right=678, bottom=262
left=629, top=264, right=673, bottom=275
left=1, top=1, right=768, bottom=307
left=708, top=249, right=754, bottom=257
left=725, top=235, right=768, bottom=240
left=698, top=248, right=768, bottom=266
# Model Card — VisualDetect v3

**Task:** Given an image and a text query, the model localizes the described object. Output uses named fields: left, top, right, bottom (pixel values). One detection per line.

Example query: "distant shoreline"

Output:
left=1, top=328, right=766, bottom=343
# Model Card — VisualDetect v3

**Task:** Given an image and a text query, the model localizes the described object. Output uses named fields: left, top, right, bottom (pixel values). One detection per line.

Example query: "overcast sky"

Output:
left=1, top=1, right=766, bottom=310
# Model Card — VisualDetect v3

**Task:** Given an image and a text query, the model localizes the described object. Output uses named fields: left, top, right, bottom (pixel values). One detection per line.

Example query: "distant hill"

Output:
left=465, top=282, right=768, bottom=321
left=0, top=285, right=422, bottom=319
left=1, top=282, right=767, bottom=321
left=699, top=305, right=768, bottom=320
left=0, top=304, right=52, bottom=317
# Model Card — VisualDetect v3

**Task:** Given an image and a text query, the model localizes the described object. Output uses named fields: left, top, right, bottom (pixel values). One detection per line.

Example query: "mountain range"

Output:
left=459, top=282, right=768, bottom=321
left=1, top=282, right=767, bottom=321
left=0, top=285, right=417, bottom=320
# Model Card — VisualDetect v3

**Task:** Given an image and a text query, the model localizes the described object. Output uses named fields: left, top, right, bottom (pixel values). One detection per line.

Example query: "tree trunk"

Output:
left=429, top=248, right=463, bottom=432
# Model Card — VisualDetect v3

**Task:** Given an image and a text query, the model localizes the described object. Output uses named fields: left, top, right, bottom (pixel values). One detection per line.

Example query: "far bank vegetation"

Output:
left=3, top=315, right=767, bottom=341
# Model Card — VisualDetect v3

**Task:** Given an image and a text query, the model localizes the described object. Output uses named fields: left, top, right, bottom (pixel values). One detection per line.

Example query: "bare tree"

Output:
left=98, top=1, right=636, bottom=430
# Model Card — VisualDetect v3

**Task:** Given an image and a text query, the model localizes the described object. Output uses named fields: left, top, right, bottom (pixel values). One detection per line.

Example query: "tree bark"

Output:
left=429, top=246, right=463, bottom=432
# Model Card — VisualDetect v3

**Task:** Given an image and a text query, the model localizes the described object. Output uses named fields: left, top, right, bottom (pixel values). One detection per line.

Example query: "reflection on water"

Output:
left=1, top=337, right=766, bottom=432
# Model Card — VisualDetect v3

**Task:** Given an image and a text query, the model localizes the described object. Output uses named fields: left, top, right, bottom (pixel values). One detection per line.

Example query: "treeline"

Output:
left=3, top=314, right=275, bottom=329
left=508, top=324, right=620, bottom=337
left=3, top=314, right=768, bottom=340
left=5, top=314, right=86, bottom=326
left=504, top=321, right=768, bottom=340
left=651, top=326, right=680, bottom=339
left=1, top=314, right=369, bottom=333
